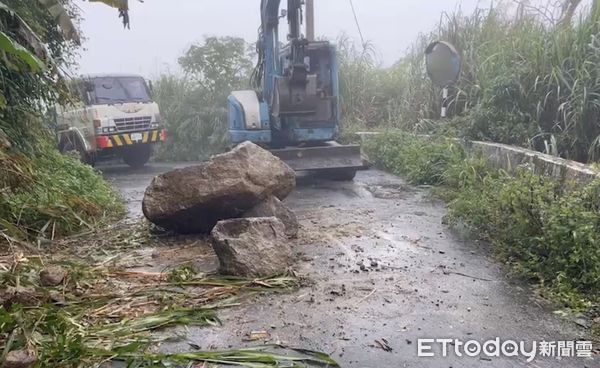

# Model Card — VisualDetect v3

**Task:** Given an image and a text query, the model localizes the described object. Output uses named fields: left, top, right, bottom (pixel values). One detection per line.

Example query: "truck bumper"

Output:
left=96, top=129, right=166, bottom=149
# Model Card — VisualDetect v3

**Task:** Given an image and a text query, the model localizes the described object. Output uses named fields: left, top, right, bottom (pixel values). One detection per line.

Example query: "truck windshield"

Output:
left=91, top=76, right=151, bottom=104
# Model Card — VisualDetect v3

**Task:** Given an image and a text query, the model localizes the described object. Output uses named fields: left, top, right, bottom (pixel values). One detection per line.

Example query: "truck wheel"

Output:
left=316, top=168, right=357, bottom=181
left=60, top=138, right=96, bottom=166
left=122, top=144, right=152, bottom=168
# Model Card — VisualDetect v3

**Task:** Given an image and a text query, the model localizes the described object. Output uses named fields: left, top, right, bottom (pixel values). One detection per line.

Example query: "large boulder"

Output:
left=243, top=195, right=299, bottom=238
left=211, top=217, right=293, bottom=277
left=142, top=142, right=296, bottom=233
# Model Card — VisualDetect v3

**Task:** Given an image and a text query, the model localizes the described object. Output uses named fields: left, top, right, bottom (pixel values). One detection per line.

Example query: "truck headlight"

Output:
left=101, top=127, right=116, bottom=133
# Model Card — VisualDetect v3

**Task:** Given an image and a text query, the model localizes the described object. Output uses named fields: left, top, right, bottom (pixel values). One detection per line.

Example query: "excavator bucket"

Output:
left=269, top=143, right=365, bottom=175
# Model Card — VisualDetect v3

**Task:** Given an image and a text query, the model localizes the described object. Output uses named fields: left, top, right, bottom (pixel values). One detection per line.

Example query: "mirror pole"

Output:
left=441, top=87, right=448, bottom=118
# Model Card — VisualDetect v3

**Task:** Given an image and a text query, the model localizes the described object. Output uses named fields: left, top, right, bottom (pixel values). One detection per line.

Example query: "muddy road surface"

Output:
left=102, top=163, right=592, bottom=368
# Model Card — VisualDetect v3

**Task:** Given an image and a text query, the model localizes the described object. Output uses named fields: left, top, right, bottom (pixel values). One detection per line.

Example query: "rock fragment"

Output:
left=39, top=266, right=67, bottom=287
left=2, top=350, right=36, bottom=368
left=211, top=217, right=292, bottom=277
left=243, top=195, right=299, bottom=237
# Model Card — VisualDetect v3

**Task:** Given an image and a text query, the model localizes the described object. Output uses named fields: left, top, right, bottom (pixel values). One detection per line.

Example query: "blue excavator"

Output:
left=227, top=0, right=364, bottom=180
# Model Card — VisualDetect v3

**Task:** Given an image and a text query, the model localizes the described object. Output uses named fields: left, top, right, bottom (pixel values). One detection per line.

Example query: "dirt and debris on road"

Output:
left=100, top=164, right=594, bottom=367
left=0, top=219, right=305, bottom=367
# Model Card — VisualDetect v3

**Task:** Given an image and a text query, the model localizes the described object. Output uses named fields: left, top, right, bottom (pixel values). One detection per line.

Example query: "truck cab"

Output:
left=56, top=74, right=166, bottom=168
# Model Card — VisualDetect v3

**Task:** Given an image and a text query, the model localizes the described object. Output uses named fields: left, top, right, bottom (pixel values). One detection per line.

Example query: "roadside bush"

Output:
left=447, top=169, right=600, bottom=302
left=364, top=132, right=600, bottom=306
left=0, top=147, right=123, bottom=241
left=363, top=132, right=464, bottom=185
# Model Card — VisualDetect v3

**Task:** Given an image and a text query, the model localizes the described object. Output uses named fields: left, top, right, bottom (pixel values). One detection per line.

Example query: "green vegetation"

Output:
left=341, top=1, right=600, bottom=163
left=362, top=132, right=464, bottom=185
left=365, top=132, right=600, bottom=309
left=0, top=1, right=123, bottom=244
left=153, top=36, right=253, bottom=161
left=143, top=2, right=600, bottom=165
left=0, top=248, right=308, bottom=367
left=0, top=149, right=123, bottom=241
left=0, top=0, right=77, bottom=152
left=113, top=347, right=340, bottom=367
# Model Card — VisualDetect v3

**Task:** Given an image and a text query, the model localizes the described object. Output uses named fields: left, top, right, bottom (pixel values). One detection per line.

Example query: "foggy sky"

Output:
left=74, top=0, right=494, bottom=77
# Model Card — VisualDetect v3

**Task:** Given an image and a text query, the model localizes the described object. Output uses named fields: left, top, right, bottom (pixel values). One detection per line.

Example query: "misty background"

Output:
left=74, top=0, right=496, bottom=76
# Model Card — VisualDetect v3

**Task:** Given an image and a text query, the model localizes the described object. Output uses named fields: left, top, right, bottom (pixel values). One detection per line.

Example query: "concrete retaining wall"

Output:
left=463, top=140, right=600, bottom=185
left=356, top=132, right=600, bottom=185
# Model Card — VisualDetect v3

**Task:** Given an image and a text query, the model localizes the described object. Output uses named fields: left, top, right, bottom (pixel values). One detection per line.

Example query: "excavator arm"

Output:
left=230, top=0, right=365, bottom=179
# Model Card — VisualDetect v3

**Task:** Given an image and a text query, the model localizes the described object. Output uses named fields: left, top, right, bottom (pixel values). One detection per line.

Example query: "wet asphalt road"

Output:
left=101, top=162, right=594, bottom=368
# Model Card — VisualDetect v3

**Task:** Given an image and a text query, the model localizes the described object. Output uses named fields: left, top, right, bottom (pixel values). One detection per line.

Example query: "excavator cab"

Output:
left=227, top=0, right=364, bottom=180
left=272, top=40, right=338, bottom=142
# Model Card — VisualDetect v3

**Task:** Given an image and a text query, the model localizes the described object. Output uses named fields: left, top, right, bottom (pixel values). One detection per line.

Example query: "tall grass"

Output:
left=153, top=74, right=229, bottom=162
left=337, top=34, right=379, bottom=129
left=153, top=37, right=252, bottom=161
left=340, top=1, right=600, bottom=163
left=0, top=147, right=124, bottom=242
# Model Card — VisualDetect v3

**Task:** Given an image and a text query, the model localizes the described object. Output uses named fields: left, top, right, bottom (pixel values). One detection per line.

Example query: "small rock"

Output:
left=49, top=292, right=65, bottom=304
left=3, top=350, right=36, bottom=368
left=243, top=330, right=270, bottom=342
left=0, top=287, right=39, bottom=308
left=39, top=266, right=67, bottom=287
left=574, top=318, right=591, bottom=329
left=243, top=195, right=299, bottom=238
left=330, top=288, right=345, bottom=297
left=211, top=217, right=293, bottom=277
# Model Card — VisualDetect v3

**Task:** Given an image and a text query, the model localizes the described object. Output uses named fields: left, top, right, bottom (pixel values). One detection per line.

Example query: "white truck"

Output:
left=55, top=74, right=166, bottom=167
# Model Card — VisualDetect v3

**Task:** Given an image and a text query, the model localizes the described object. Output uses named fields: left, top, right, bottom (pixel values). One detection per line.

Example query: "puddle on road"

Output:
left=374, top=230, right=428, bottom=254
left=364, top=182, right=412, bottom=199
